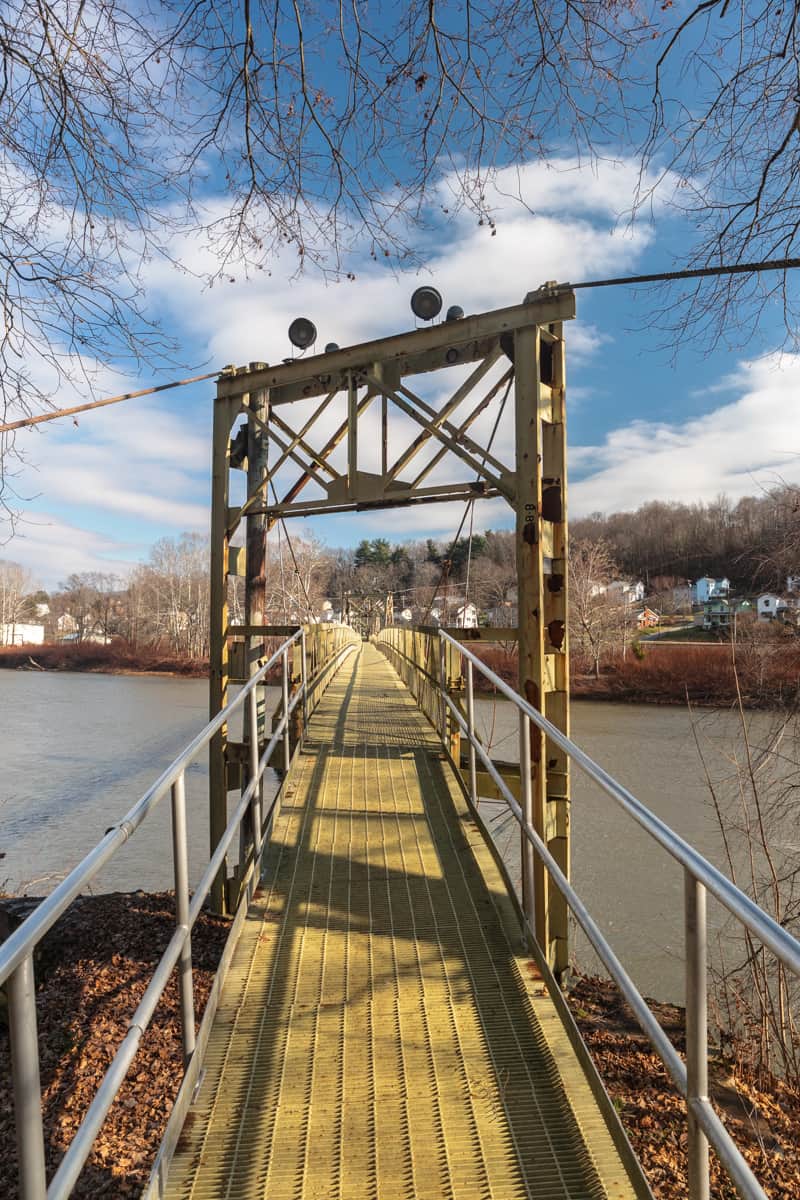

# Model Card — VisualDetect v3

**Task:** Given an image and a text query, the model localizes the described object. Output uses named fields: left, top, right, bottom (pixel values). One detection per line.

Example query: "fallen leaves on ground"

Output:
left=0, top=892, right=230, bottom=1198
left=567, top=974, right=799, bottom=1199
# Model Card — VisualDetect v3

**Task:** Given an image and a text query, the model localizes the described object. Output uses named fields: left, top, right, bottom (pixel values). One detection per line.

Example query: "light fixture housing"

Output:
left=445, top=305, right=464, bottom=322
left=324, top=342, right=339, bottom=353
left=288, top=317, right=317, bottom=350
left=410, top=286, right=442, bottom=321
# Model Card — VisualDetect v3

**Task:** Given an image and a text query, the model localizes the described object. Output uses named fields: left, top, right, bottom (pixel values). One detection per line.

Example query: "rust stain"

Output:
left=523, top=681, right=542, bottom=763
left=547, top=572, right=564, bottom=594
left=547, top=619, right=565, bottom=650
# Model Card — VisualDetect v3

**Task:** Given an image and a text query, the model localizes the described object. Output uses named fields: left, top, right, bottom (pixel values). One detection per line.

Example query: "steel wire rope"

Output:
left=4, top=254, right=800, bottom=436
left=422, top=373, right=512, bottom=624
left=268, top=475, right=314, bottom=621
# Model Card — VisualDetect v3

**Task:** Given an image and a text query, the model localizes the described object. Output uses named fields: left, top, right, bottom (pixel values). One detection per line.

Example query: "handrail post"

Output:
left=301, top=627, right=308, bottom=731
left=171, top=771, right=196, bottom=1065
left=282, top=648, right=291, bottom=772
left=519, top=710, right=536, bottom=937
left=8, top=954, right=47, bottom=1200
left=438, top=633, right=447, bottom=746
left=249, top=687, right=263, bottom=862
left=685, top=871, right=710, bottom=1200
left=465, top=658, right=478, bottom=807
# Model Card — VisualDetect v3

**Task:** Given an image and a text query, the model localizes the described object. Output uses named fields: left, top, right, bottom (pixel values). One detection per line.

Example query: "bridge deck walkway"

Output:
left=164, top=643, right=637, bottom=1200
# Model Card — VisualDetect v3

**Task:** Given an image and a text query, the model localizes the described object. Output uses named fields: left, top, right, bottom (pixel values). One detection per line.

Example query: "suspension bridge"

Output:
left=2, top=289, right=799, bottom=1199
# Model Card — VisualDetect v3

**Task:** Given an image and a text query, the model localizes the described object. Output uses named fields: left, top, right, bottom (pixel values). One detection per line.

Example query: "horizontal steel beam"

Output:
left=216, top=290, right=576, bottom=403
left=252, top=483, right=502, bottom=521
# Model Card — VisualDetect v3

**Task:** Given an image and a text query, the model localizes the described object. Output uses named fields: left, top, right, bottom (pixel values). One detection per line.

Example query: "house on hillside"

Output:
left=636, top=607, right=659, bottom=629
left=486, top=587, right=518, bottom=627
left=757, top=593, right=781, bottom=621
left=757, top=593, right=800, bottom=624
left=608, top=579, right=645, bottom=605
left=787, top=575, right=800, bottom=594
left=692, top=577, right=730, bottom=604
left=702, top=597, right=731, bottom=630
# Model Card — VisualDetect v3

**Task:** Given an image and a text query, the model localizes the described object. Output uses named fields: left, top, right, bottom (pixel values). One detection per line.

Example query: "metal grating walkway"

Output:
left=164, top=644, right=638, bottom=1200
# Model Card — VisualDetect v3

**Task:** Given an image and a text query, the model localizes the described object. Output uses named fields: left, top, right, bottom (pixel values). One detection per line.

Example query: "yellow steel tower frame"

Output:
left=208, top=285, right=575, bottom=977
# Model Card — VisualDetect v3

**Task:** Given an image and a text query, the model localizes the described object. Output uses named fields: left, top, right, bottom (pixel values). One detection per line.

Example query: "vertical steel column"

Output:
left=209, top=386, right=240, bottom=913
left=347, top=372, right=358, bottom=498
left=514, top=323, right=549, bottom=960
left=171, top=772, right=196, bottom=1065
left=8, top=955, right=47, bottom=1200
left=465, top=658, right=478, bottom=807
left=245, top=374, right=269, bottom=808
left=685, top=872, right=710, bottom=1200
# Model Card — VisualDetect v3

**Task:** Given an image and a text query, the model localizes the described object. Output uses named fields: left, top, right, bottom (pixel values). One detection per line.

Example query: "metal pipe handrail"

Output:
left=438, top=628, right=800, bottom=977
left=442, top=683, right=765, bottom=1200
left=375, top=623, right=800, bottom=1200
left=0, top=629, right=302, bottom=988
left=4, top=624, right=360, bottom=1200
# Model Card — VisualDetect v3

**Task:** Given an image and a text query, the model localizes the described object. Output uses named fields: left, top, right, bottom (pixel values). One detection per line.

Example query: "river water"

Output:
left=1, top=671, right=794, bottom=1002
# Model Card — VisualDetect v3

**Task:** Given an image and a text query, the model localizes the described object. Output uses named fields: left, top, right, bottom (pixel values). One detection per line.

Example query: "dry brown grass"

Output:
left=0, top=641, right=208, bottom=677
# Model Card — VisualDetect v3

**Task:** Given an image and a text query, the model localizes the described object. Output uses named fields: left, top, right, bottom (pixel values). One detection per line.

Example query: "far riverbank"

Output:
left=473, top=640, right=800, bottom=709
left=4, top=637, right=800, bottom=709
left=0, top=641, right=208, bottom=677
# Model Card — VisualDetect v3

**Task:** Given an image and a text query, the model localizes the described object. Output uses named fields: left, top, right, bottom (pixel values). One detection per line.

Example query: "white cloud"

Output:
left=570, top=352, right=800, bottom=515
left=4, top=153, right=671, bottom=572
left=5, top=514, right=136, bottom=586
left=143, top=155, right=657, bottom=371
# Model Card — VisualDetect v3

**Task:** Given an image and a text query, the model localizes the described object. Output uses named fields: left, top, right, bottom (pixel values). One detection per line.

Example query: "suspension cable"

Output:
left=3, top=254, right=799, bottom=437
left=570, top=256, right=800, bottom=292
left=422, top=373, right=513, bottom=624
left=269, top=476, right=314, bottom=620
left=0, top=371, right=220, bottom=434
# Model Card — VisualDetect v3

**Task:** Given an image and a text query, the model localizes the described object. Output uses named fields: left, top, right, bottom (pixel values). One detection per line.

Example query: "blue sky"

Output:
left=7, top=151, right=800, bottom=588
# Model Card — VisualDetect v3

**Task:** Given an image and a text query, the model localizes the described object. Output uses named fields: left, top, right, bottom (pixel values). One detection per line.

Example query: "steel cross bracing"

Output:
left=209, top=286, right=575, bottom=978
left=217, top=288, right=574, bottom=527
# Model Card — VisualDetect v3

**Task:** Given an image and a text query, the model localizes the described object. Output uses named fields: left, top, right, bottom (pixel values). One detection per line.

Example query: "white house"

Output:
left=1, top=622, right=45, bottom=646
left=455, top=602, right=478, bottom=629
left=758, top=593, right=800, bottom=623
left=692, top=577, right=730, bottom=604
left=608, top=579, right=645, bottom=605
left=787, top=575, right=800, bottom=594
left=756, top=593, right=798, bottom=621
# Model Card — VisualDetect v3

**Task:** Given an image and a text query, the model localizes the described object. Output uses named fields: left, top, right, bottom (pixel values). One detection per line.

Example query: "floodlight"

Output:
left=288, top=317, right=317, bottom=350
left=410, top=286, right=442, bottom=321
left=324, top=342, right=339, bottom=353
left=446, top=305, right=464, bottom=321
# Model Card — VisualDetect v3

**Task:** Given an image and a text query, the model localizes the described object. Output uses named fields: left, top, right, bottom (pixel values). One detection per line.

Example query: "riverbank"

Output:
left=474, top=643, right=800, bottom=709
left=5, top=638, right=800, bottom=709
left=1, top=891, right=795, bottom=1198
left=0, top=642, right=208, bottom=677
